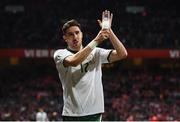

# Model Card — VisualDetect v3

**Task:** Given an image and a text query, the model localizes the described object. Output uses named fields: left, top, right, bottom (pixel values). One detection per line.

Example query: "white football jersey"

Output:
left=54, top=47, right=112, bottom=116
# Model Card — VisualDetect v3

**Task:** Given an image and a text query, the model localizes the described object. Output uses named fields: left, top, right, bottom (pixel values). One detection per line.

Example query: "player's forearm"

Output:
left=109, top=29, right=128, bottom=58
left=71, top=46, right=93, bottom=66
left=65, top=40, right=97, bottom=67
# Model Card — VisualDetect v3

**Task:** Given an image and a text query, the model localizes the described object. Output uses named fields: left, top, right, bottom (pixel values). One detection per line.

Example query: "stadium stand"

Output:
left=0, top=0, right=180, bottom=121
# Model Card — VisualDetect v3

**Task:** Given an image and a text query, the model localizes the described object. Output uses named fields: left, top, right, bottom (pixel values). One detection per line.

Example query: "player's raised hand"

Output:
left=97, top=10, right=113, bottom=30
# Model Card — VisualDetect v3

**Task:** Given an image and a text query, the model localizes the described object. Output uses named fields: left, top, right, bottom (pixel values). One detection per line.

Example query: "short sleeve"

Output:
left=96, top=48, right=113, bottom=64
left=53, top=49, right=71, bottom=66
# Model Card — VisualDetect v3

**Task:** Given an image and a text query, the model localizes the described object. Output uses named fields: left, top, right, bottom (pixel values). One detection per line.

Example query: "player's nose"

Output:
left=73, top=33, right=78, bottom=39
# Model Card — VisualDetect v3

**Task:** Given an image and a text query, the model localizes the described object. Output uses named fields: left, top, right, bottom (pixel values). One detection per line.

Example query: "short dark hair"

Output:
left=62, top=19, right=81, bottom=34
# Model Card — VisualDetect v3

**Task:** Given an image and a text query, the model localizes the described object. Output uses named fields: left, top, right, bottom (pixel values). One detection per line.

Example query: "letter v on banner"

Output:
left=24, top=50, right=34, bottom=58
left=169, top=50, right=180, bottom=58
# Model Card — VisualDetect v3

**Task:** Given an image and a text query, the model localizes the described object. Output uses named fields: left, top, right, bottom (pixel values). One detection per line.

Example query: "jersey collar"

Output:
left=66, top=46, right=83, bottom=54
left=66, top=47, right=78, bottom=54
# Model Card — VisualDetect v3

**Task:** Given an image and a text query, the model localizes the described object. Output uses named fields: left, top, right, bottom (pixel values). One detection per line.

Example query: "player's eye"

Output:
left=67, top=32, right=74, bottom=36
left=75, top=31, right=79, bottom=35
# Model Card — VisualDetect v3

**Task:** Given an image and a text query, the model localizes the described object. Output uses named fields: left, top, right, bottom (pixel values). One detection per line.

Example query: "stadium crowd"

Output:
left=0, top=64, right=179, bottom=121
left=0, top=0, right=179, bottom=49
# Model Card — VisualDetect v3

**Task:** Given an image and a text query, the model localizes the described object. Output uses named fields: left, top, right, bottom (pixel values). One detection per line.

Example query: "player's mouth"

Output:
left=73, top=40, right=78, bottom=46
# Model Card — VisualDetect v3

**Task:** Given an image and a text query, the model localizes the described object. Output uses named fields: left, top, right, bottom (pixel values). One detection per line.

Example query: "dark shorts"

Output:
left=62, top=113, right=102, bottom=121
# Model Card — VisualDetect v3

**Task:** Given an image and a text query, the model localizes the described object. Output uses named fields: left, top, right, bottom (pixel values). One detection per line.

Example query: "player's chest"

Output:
left=71, top=54, right=96, bottom=74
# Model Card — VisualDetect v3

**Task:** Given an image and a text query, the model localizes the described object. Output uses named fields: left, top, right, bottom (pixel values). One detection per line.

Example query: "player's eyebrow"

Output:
left=67, top=31, right=80, bottom=35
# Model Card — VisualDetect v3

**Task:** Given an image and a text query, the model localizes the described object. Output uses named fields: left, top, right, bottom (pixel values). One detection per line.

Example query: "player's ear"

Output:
left=63, top=35, right=67, bottom=42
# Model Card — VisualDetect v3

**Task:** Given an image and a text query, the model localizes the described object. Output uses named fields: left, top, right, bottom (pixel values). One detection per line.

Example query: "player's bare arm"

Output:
left=98, top=10, right=128, bottom=63
left=108, top=29, right=128, bottom=62
left=64, top=29, right=109, bottom=67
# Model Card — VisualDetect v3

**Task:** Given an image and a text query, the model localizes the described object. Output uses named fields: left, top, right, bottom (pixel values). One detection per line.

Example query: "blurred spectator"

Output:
left=36, top=107, right=48, bottom=122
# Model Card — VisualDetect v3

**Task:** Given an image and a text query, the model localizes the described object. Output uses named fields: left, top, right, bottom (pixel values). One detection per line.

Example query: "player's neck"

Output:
left=67, top=45, right=83, bottom=52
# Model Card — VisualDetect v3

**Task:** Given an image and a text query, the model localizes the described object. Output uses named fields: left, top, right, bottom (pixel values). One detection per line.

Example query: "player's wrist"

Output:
left=109, top=28, right=113, bottom=34
left=108, top=29, right=114, bottom=38
left=88, top=40, right=98, bottom=50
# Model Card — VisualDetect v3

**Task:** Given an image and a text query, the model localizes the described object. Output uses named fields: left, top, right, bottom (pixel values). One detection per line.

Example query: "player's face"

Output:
left=63, top=26, right=83, bottom=51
